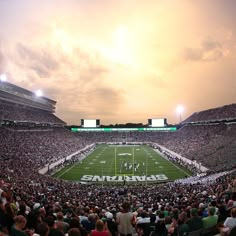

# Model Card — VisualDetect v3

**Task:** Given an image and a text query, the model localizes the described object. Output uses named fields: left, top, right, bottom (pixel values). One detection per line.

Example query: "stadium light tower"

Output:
left=35, top=89, right=43, bottom=97
left=0, top=74, right=7, bottom=82
left=176, top=105, right=184, bottom=123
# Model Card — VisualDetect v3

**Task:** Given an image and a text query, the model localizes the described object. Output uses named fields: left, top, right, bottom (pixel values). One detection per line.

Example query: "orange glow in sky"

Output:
left=0, top=0, right=236, bottom=125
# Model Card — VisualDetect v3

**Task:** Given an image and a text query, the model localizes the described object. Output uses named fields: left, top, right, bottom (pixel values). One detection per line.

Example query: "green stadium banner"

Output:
left=71, top=127, right=177, bottom=132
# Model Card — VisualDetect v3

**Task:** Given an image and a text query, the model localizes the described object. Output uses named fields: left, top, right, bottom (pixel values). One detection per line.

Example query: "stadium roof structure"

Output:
left=0, top=80, right=56, bottom=112
left=183, top=103, right=236, bottom=124
left=0, top=80, right=56, bottom=103
left=0, top=80, right=67, bottom=125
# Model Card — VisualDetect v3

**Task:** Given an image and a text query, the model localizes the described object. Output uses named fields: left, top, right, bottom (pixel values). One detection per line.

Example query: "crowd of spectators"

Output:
left=1, top=101, right=236, bottom=235
left=0, top=127, right=90, bottom=170
left=1, top=122, right=236, bottom=177
left=0, top=124, right=236, bottom=235
left=1, top=163, right=236, bottom=236
left=0, top=101, right=65, bottom=125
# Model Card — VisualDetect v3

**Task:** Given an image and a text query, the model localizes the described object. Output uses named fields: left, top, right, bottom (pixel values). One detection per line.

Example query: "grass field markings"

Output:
left=56, top=144, right=107, bottom=179
left=107, top=147, right=116, bottom=176
left=89, top=162, right=94, bottom=165
left=56, top=162, right=79, bottom=178
left=84, top=167, right=90, bottom=169
left=115, top=147, right=117, bottom=175
left=56, top=144, right=191, bottom=181
left=159, top=152, right=191, bottom=177
left=142, top=145, right=191, bottom=177
left=132, top=146, right=135, bottom=175
left=115, top=146, right=136, bottom=176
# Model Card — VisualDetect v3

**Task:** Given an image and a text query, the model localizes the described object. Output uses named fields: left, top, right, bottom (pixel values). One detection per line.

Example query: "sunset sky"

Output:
left=0, top=0, right=236, bottom=125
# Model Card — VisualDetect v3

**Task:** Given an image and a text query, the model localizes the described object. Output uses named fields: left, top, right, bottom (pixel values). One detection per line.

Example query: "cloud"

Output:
left=0, top=50, right=4, bottom=71
left=182, top=38, right=224, bottom=62
left=16, top=43, right=59, bottom=77
left=0, top=44, right=6, bottom=72
left=4, top=40, right=124, bottom=124
left=149, top=74, right=167, bottom=88
left=87, top=86, right=123, bottom=108
left=56, top=84, right=124, bottom=124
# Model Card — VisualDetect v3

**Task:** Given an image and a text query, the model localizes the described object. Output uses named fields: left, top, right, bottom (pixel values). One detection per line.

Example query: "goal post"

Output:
left=115, top=146, right=135, bottom=176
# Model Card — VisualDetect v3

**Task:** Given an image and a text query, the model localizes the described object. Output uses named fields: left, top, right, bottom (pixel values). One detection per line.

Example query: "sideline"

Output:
left=56, top=162, right=79, bottom=178
left=157, top=150, right=191, bottom=177
left=38, top=143, right=97, bottom=174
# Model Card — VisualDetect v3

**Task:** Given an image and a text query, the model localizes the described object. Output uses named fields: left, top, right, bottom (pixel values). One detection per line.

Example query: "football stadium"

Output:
left=1, top=79, right=236, bottom=236
left=2, top=0, right=236, bottom=235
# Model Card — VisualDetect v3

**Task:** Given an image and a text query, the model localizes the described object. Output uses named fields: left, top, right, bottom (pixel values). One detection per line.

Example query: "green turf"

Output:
left=53, top=144, right=192, bottom=183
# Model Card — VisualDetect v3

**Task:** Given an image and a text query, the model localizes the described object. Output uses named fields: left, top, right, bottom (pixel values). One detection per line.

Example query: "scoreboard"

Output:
left=81, top=119, right=100, bottom=128
left=148, top=118, right=167, bottom=127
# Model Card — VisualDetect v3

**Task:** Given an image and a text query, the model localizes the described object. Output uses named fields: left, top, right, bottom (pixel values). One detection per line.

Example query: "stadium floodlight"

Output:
left=0, top=74, right=7, bottom=82
left=176, top=105, right=184, bottom=123
left=35, top=89, right=43, bottom=97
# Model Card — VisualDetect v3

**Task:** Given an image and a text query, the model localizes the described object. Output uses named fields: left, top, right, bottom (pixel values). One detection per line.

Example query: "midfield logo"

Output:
left=118, top=153, right=132, bottom=156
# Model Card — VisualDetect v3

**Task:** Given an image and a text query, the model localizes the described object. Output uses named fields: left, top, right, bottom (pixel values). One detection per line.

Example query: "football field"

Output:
left=53, top=144, right=192, bottom=184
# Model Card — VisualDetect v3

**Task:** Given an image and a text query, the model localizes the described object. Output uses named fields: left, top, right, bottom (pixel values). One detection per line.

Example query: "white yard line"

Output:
left=57, top=145, right=106, bottom=178
left=163, top=157, right=191, bottom=177
left=107, top=146, right=115, bottom=175
left=153, top=148, right=191, bottom=177
left=115, top=147, right=117, bottom=175
left=132, top=146, right=135, bottom=175
left=56, top=162, right=78, bottom=178
left=142, top=146, right=191, bottom=177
